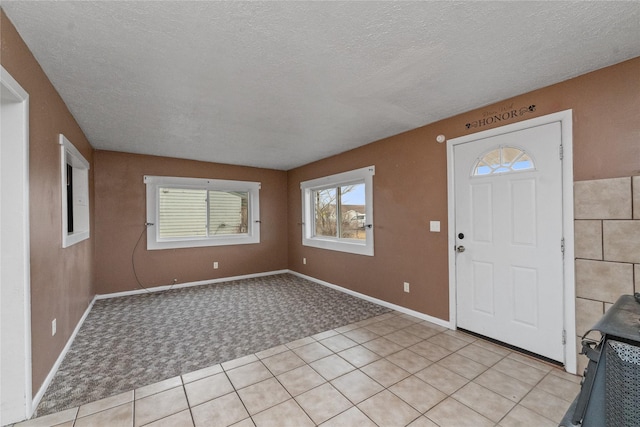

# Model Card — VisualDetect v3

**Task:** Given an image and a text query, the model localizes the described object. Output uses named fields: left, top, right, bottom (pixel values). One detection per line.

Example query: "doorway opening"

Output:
left=1, top=66, right=32, bottom=424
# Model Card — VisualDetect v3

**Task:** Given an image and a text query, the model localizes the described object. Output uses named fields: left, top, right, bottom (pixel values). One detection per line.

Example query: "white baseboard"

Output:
left=32, top=296, right=97, bottom=413
left=95, top=270, right=290, bottom=300
left=289, top=271, right=451, bottom=329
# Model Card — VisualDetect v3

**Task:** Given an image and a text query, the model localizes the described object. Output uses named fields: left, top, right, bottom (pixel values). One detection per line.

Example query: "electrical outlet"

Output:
left=303, top=257, right=307, bottom=265
left=403, top=282, right=410, bottom=293
left=52, top=318, right=57, bottom=336
left=213, top=262, right=219, bottom=269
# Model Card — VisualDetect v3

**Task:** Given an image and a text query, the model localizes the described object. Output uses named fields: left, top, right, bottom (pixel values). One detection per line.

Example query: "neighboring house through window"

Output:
left=145, top=175, right=260, bottom=250
left=301, top=166, right=374, bottom=256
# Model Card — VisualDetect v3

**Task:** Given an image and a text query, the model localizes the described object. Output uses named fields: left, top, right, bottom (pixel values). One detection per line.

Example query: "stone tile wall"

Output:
left=574, top=176, right=639, bottom=374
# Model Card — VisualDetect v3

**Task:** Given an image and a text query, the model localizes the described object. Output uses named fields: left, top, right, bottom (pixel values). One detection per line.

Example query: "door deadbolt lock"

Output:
left=456, top=245, right=466, bottom=253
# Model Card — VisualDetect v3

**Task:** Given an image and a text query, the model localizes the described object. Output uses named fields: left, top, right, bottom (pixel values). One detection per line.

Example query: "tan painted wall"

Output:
left=4, top=1, right=640, bottom=397
left=288, top=57, right=640, bottom=322
left=1, top=12, right=95, bottom=394
left=93, top=150, right=288, bottom=294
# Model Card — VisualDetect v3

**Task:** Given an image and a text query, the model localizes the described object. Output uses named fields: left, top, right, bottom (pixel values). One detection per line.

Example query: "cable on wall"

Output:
left=132, top=223, right=176, bottom=294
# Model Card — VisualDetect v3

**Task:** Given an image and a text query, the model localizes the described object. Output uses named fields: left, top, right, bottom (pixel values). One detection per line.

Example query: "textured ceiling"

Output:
left=3, top=1, right=640, bottom=170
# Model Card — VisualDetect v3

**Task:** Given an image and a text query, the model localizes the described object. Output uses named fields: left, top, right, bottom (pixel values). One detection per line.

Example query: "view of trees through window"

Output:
left=314, top=183, right=366, bottom=240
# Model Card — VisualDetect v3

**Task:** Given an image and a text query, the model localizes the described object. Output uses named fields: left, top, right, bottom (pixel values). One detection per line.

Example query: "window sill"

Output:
left=62, top=230, right=90, bottom=248
left=148, top=233, right=260, bottom=250
left=302, top=237, right=373, bottom=256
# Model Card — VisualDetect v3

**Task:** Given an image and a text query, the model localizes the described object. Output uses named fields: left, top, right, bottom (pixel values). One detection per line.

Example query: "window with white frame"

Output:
left=301, top=166, right=374, bottom=256
left=145, top=175, right=260, bottom=250
left=60, top=134, right=90, bottom=248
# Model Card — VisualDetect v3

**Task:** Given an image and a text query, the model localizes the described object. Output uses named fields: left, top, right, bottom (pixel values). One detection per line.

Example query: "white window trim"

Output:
left=59, top=134, right=90, bottom=248
left=145, top=175, right=260, bottom=250
left=301, top=166, right=374, bottom=256
left=2, top=64, right=33, bottom=423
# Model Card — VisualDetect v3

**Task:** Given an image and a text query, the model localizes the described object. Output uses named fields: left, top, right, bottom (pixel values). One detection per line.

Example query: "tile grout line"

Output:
left=331, top=319, right=459, bottom=424
left=247, top=319, right=376, bottom=425
left=192, top=322, right=501, bottom=426
left=407, top=329, right=522, bottom=425
left=493, top=360, right=567, bottom=425
left=232, top=320, right=557, bottom=425
left=305, top=320, right=383, bottom=424
left=179, top=376, right=197, bottom=427
left=219, top=313, right=405, bottom=424
left=222, top=359, right=261, bottom=425
left=257, top=312, right=402, bottom=426
left=254, top=354, right=302, bottom=423
left=318, top=312, right=420, bottom=427
left=434, top=344, right=517, bottom=426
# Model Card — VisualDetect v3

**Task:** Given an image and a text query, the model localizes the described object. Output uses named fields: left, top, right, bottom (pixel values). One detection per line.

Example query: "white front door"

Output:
left=453, top=121, right=565, bottom=362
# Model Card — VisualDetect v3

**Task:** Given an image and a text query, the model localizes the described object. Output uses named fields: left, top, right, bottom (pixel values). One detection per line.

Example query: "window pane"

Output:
left=158, top=188, right=207, bottom=238
left=483, top=149, right=502, bottom=168
left=474, top=160, right=492, bottom=176
left=66, top=163, right=74, bottom=233
left=340, top=183, right=366, bottom=240
left=501, top=146, right=522, bottom=164
left=512, top=153, right=533, bottom=170
left=301, top=166, right=374, bottom=256
left=314, top=188, right=337, bottom=237
left=473, top=146, right=534, bottom=176
left=208, top=191, right=249, bottom=235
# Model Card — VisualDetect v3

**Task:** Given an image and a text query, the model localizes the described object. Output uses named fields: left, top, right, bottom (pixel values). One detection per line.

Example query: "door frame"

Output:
left=446, top=110, right=576, bottom=374
left=1, top=66, right=32, bottom=423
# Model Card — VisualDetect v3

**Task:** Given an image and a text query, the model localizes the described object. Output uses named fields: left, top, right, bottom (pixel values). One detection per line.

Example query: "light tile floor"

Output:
left=15, top=311, right=581, bottom=427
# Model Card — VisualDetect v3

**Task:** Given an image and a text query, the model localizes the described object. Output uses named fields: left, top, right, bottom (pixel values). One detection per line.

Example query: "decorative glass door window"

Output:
left=472, top=146, right=535, bottom=176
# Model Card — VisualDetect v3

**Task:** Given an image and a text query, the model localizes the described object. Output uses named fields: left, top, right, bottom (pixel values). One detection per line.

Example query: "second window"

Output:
left=301, top=166, right=374, bottom=256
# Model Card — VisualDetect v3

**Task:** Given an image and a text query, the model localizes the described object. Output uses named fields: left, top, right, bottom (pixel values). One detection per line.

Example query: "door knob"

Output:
left=456, top=245, right=465, bottom=253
